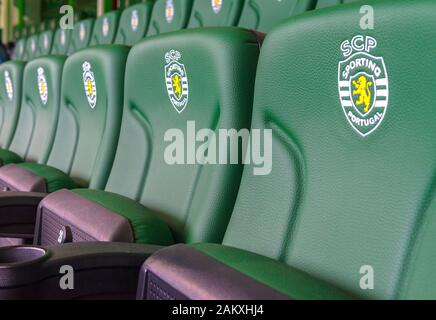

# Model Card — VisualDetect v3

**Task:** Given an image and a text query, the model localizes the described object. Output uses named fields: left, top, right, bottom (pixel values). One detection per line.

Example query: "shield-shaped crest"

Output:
left=43, top=34, right=49, bottom=49
left=60, top=30, right=66, bottom=46
left=165, top=50, right=189, bottom=113
left=82, top=62, right=97, bottom=109
left=31, top=39, right=36, bottom=53
left=166, top=0, right=174, bottom=23
left=79, top=23, right=86, bottom=41
left=4, top=71, right=13, bottom=101
left=102, top=17, right=109, bottom=37
left=338, top=51, right=388, bottom=137
left=37, top=67, right=48, bottom=105
left=131, top=10, right=139, bottom=31
left=211, top=0, right=223, bottom=13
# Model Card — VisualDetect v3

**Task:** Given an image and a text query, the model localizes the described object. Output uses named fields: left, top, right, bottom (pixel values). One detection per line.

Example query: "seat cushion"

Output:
left=71, top=189, right=174, bottom=245
left=17, top=163, right=76, bottom=193
left=0, top=149, right=23, bottom=166
left=140, top=243, right=354, bottom=300
left=0, top=162, right=75, bottom=193
left=35, top=189, right=174, bottom=246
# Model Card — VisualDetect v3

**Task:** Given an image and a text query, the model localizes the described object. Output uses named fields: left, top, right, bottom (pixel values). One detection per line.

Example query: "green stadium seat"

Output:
left=146, top=0, right=193, bottom=36
left=68, top=18, right=94, bottom=54
left=38, top=30, right=54, bottom=57
left=0, top=61, right=25, bottom=155
left=25, top=34, right=39, bottom=60
left=35, top=28, right=260, bottom=248
left=187, top=0, right=244, bottom=28
left=51, top=29, right=72, bottom=55
left=13, top=38, right=27, bottom=60
left=0, top=46, right=128, bottom=193
left=89, top=10, right=122, bottom=46
left=237, top=0, right=316, bottom=33
left=138, top=0, right=436, bottom=300
left=0, top=56, right=65, bottom=176
left=114, top=2, right=155, bottom=46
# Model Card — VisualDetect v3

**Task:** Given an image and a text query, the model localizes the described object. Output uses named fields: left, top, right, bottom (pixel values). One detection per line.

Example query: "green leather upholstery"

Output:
left=13, top=38, right=27, bottom=60
left=44, top=46, right=128, bottom=190
left=26, top=25, right=37, bottom=36
left=187, top=0, right=244, bottom=28
left=0, top=61, right=25, bottom=152
left=210, top=0, right=436, bottom=299
left=89, top=10, right=122, bottom=46
left=7, top=56, right=66, bottom=164
left=316, top=0, right=361, bottom=9
left=146, top=0, right=193, bottom=36
left=51, top=29, right=72, bottom=55
left=38, top=30, right=54, bottom=57
left=192, top=243, right=353, bottom=299
left=68, top=19, right=94, bottom=54
left=25, top=35, right=39, bottom=61
left=114, top=2, right=155, bottom=46
left=237, top=0, right=316, bottom=33
left=100, top=27, right=259, bottom=243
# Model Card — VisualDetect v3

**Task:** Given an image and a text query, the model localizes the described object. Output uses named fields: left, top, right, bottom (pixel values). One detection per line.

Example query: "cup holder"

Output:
left=0, top=246, right=48, bottom=266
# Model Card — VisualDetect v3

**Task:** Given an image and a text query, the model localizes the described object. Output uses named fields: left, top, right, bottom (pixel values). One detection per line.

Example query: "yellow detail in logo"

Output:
left=172, top=74, right=182, bottom=99
left=352, top=75, right=373, bottom=113
left=87, top=79, right=93, bottom=96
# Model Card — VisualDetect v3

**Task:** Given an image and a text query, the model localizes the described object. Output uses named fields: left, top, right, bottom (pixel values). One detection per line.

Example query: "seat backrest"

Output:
left=13, top=38, right=27, bottom=60
left=89, top=10, right=122, bottom=46
left=114, top=2, right=155, bottom=46
left=25, top=35, right=39, bottom=60
left=68, top=18, right=94, bottom=54
left=7, top=56, right=65, bottom=164
left=222, top=0, right=436, bottom=299
left=51, top=29, right=72, bottom=55
left=46, top=46, right=128, bottom=189
left=27, top=25, right=37, bottom=36
left=187, top=0, right=244, bottom=28
left=0, top=61, right=25, bottom=150
left=237, top=0, right=316, bottom=33
left=105, top=28, right=260, bottom=243
left=38, top=30, right=54, bottom=57
left=146, top=0, right=193, bottom=36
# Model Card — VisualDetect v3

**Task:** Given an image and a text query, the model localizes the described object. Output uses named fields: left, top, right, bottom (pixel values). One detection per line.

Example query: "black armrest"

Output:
left=0, top=242, right=162, bottom=300
left=0, top=192, right=46, bottom=239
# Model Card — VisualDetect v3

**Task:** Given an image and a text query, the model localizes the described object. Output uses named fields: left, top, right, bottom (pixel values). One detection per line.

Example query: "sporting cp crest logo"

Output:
left=37, top=67, right=48, bottom=105
left=82, top=62, right=97, bottom=109
left=131, top=10, right=139, bottom=31
left=338, top=35, right=389, bottom=137
left=166, top=0, right=174, bottom=23
left=60, top=30, right=66, bottom=46
left=165, top=50, right=189, bottom=113
left=212, top=0, right=223, bottom=13
left=79, top=23, right=86, bottom=41
left=43, top=34, right=48, bottom=49
left=4, top=71, right=13, bottom=101
left=102, top=17, right=109, bottom=37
